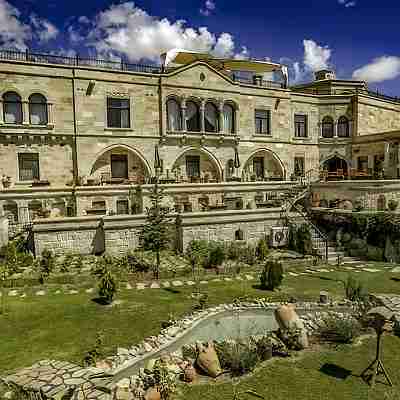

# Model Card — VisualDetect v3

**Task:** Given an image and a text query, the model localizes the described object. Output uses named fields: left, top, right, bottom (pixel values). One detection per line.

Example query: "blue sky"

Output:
left=1, top=0, right=400, bottom=95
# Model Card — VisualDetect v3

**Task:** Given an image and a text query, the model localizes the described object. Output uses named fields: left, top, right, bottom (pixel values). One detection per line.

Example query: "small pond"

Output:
left=112, top=308, right=280, bottom=381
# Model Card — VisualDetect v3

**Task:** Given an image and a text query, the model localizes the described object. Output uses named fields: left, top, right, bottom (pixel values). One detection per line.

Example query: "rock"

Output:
left=116, top=378, right=131, bottom=389
left=36, top=290, right=46, bottom=296
left=145, top=359, right=156, bottom=372
left=183, top=365, right=197, bottom=383
left=8, top=290, right=18, bottom=296
left=274, top=304, right=309, bottom=349
left=85, top=288, right=94, bottom=294
left=144, top=387, right=161, bottom=400
left=143, top=342, right=153, bottom=352
left=195, top=341, right=222, bottom=378
left=117, top=347, right=130, bottom=356
left=126, top=283, right=133, bottom=290
left=150, top=282, right=160, bottom=289
left=166, top=326, right=180, bottom=337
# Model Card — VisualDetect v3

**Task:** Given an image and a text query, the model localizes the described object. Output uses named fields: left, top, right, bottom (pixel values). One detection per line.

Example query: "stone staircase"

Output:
left=325, top=241, right=362, bottom=265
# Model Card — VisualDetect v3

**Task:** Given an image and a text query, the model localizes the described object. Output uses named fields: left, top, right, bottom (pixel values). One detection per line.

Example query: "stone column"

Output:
left=200, top=99, right=205, bottom=133
left=368, top=155, right=374, bottom=176
left=333, top=122, right=338, bottom=138
left=22, top=101, right=29, bottom=125
left=47, top=103, right=53, bottom=125
left=348, top=120, right=353, bottom=137
left=181, top=99, right=187, bottom=132
left=218, top=101, right=224, bottom=134
left=384, top=141, right=391, bottom=177
left=18, top=200, right=30, bottom=223
left=0, top=99, right=3, bottom=123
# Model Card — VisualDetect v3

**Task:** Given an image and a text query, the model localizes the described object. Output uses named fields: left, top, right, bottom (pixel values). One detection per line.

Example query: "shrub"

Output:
left=254, top=336, right=273, bottom=361
left=38, top=249, right=55, bottom=283
left=240, top=244, right=257, bottom=265
left=186, top=240, right=209, bottom=269
left=277, top=327, right=303, bottom=350
left=318, top=315, right=361, bottom=344
left=98, top=269, right=117, bottom=304
left=260, top=260, right=283, bottom=290
left=207, top=242, right=225, bottom=269
left=142, top=363, right=176, bottom=400
left=344, top=275, right=368, bottom=302
left=225, top=241, right=244, bottom=261
left=256, top=237, right=269, bottom=261
left=353, top=199, right=364, bottom=212
left=124, top=251, right=152, bottom=273
left=215, top=340, right=259, bottom=377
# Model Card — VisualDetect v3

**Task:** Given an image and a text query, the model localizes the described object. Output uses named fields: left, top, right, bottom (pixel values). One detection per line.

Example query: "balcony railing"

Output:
left=0, top=49, right=162, bottom=74
left=231, top=74, right=284, bottom=89
left=366, top=89, right=400, bottom=104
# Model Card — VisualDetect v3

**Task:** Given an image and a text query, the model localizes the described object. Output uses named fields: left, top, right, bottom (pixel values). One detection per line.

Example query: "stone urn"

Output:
left=144, top=387, right=161, bottom=400
left=195, top=341, right=222, bottom=378
left=274, top=304, right=309, bottom=349
left=183, top=364, right=197, bottom=383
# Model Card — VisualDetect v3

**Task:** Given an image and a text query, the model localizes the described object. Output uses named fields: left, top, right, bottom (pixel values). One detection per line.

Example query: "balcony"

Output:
left=230, top=74, right=284, bottom=89
left=0, top=49, right=162, bottom=74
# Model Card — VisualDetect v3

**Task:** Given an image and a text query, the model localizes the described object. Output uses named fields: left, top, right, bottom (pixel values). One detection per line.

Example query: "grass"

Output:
left=0, top=261, right=400, bottom=398
left=176, top=335, right=400, bottom=400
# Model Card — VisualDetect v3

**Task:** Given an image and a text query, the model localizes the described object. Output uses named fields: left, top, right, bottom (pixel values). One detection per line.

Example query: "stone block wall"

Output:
left=33, top=208, right=288, bottom=256
left=0, top=215, right=8, bottom=248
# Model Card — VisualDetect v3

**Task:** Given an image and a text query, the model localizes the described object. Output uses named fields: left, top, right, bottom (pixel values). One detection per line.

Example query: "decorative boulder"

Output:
left=183, top=365, right=197, bottom=383
left=274, top=304, right=309, bottom=349
left=195, top=341, right=222, bottom=378
left=144, top=388, right=161, bottom=400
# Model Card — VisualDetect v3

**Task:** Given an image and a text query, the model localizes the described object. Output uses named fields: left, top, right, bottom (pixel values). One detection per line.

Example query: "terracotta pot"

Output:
left=196, top=341, right=222, bottom=378
left=144, top=387, right=161, bottom=400
left=184, top=365, right=197, bottom=383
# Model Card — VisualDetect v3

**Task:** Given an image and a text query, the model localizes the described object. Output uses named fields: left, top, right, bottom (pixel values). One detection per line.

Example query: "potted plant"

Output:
left=1, top=175, right=11, bottom=188
left=388, top=199, right=398, bottom=211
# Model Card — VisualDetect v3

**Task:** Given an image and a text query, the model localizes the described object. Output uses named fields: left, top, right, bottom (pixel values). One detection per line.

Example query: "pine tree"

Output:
left=139, top=182, right=172, bottom=279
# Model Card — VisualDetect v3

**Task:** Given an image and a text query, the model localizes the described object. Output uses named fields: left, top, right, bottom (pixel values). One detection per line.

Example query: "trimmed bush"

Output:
left=256, top=237, right=269, bottom=261
left=344, top=275, right=368, bottom=302
left=207, top=242, right=225, bottom=269
left=98, top=270, right=117, bottom=304
left=318, top=315, right=361, bottom=344
left=260, top=260, right=284, bottom=290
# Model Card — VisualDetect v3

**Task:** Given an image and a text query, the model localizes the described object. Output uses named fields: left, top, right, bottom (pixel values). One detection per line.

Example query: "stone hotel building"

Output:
left=1, top=48, right=400, bottom=225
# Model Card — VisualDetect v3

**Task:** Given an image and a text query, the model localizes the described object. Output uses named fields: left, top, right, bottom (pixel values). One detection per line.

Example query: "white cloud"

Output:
left=78, top=16, right=90, bottom=24
left=81, top=1, right=246, bottom=63
left=234, top=46, right=249, bottom=60
left=286, top=40, right=333, bottom=84
left=30, top=14, right=59, bottom=43
left=0, top=0, right=31, bottom=50
left=303, top=39, right=331, bottom=71
left=352, top=56, right=400, bottom=83
left=200, top=0, right=216, bottom=16
left=338, top=0, right=356, bottom=7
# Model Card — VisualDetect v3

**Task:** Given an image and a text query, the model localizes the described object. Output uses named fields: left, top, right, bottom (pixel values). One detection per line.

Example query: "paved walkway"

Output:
left=1, top=262, right=398, bottom=298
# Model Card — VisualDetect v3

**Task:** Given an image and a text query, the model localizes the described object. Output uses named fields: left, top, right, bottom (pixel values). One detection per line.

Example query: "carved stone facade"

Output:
left=0, top=55, right=400, bottom=222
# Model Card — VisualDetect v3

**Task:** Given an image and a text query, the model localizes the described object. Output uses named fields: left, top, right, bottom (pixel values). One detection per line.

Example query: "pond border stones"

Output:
left=0, top=299, right=369, bottom=400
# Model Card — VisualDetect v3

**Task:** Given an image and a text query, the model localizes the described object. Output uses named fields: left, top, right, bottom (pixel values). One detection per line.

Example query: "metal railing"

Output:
left=284, top=190, right=329, bottom=261
left=0, top=49, right=162, bottom=74
left=8, top=221, right=33, bottom=238
left=365, top=89, right=400, bottom=104
left=231, top=74, right=284, bottom=88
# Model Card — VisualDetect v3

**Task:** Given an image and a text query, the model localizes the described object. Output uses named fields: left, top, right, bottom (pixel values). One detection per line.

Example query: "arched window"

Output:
left=223, top=104, right=235, bottom=134
left=29, top=93, right=48, bottom=125
left=166, top=98, right=181, bottom=131
left=204, top=102, right=219, bottom=132
left=186, top=101, right=200, bottom=132
left=337, top=116, right=350, bottom=137
left=3, top=91, right=22, bottom=124
left=321, top=116, right=334, bottom=138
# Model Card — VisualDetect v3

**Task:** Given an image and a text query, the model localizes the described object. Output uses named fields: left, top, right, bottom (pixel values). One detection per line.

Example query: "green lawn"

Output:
left=177, top=335, right=400, bottom=400
left=1, top=262, right=400, bottom=398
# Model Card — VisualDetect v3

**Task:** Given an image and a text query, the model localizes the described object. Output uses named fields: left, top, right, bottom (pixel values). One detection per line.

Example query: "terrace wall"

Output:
left=33, top=208, right=286, bottom=256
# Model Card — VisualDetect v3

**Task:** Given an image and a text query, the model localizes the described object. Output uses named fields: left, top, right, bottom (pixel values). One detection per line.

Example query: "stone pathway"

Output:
left=3, top=263, right=398, bottom=299
left=2, top=360, right=108, bottom=400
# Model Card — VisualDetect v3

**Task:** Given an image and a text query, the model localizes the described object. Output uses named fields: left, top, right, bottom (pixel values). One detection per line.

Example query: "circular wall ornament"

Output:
left=200, top=72, right=206, bottom=81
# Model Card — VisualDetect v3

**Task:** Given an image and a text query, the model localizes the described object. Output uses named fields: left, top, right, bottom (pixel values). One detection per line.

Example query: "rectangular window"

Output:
left=255, top=109, right=270, bottom=135
left=18, top=153, right=39, bottom=181
left=253, top=157, right=265, bottom=179
left=357, top=156, right=368, bottom=172
left=107, top=98, right=130, bottom=128
left=111, top=154, right=128, bottom=179
left=116, top=199, right=129, bottom=215
left=294, top=114, right=308, bottom=137
left=186, top=155, right=200, bottom=177
left=294, top=156, right=305, bottom=177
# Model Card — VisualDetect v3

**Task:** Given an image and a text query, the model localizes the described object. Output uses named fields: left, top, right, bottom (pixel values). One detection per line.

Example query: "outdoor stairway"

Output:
left=326, top=241, right=363, bottom=265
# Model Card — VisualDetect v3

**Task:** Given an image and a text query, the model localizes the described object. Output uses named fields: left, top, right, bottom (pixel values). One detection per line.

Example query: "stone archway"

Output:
left=88, top=145, right=151, bottom=184
left=242, top=149, right=285, bottom=181
left=171, top=147, right=222, bottom=183
left=322, top=155, right=349, bottom=174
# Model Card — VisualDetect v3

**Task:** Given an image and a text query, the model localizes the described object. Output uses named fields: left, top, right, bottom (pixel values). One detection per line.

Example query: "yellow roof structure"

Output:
left=160, top=49, right=288, bottom=87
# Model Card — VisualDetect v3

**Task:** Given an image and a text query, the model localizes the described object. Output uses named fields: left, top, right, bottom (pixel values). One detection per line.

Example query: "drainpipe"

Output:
left=71, top=68, right=79, bottom=215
